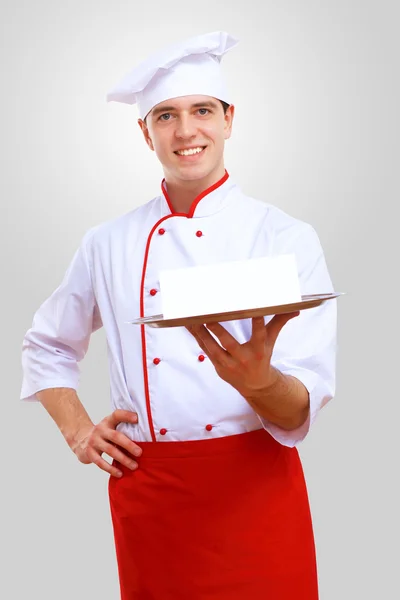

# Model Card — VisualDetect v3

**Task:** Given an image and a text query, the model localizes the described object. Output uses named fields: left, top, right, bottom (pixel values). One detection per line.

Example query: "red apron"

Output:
left=108, top=428, right=318, bottom=599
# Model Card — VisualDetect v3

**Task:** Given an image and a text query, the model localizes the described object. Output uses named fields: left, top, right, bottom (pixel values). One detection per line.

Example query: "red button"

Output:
left=158, top=228, right=165, bottom=235
left=153, top=358, right=161, bottom=365
left=160, top=428, right=167, bottom=436
left=196, top=230, right=203, bottom=238
left=198, top=354, right=205, bottom=362
left=205, top=424, right=213, bottom=431
left=150, top=289, right=158, bottom=296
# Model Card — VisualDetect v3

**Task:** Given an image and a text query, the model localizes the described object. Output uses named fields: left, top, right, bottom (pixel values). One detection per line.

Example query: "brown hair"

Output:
left=220, top=100, right=230, bottom=113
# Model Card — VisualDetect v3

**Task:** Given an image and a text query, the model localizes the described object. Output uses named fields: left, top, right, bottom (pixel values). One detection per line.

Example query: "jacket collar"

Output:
left=161, top=171, right=237, bottom=218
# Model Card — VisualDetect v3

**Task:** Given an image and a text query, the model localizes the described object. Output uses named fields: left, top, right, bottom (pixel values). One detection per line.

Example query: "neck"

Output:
left=164, top=164, right=226, bottom=214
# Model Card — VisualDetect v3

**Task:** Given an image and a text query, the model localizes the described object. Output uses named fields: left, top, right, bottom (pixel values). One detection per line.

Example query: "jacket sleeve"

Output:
left=20, top=229, right=103, bottom=402
left=258, top=222, right=337, bottom=447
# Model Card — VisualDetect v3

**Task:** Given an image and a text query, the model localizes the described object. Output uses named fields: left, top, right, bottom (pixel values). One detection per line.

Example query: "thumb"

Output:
left=109, top=410, right=139, bottom=428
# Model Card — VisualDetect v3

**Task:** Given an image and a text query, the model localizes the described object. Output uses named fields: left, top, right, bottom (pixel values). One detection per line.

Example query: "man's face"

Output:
left=139, top=95, right=234, bottom=185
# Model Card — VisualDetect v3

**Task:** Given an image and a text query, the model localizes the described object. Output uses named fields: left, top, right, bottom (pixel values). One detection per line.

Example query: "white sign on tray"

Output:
left=159, top=254, right=302, bottom=320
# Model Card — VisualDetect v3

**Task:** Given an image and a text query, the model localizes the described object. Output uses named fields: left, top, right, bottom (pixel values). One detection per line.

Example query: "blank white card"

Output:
left=159, top=254, right=302, bottom=319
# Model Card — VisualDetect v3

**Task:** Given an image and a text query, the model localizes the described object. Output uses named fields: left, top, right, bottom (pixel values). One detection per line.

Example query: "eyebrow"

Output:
left=151, top=100, right=219, bottom=118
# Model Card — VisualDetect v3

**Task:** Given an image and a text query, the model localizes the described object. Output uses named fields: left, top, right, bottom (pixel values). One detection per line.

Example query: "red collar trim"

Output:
left=161, top=170, right=229, bottom=218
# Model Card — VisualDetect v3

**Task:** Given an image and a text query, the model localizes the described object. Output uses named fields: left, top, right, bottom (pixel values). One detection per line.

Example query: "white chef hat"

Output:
left=107, top=31, right=238, bottom=119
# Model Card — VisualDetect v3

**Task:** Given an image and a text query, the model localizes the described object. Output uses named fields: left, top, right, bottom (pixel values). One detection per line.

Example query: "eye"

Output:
left=159, top=113, right=172, bottom=121
left=197, top=108, right=209, bottom=116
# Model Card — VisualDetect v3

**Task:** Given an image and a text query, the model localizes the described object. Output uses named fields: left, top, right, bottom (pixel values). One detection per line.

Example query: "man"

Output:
left=21, top=31, right=336, bottom=599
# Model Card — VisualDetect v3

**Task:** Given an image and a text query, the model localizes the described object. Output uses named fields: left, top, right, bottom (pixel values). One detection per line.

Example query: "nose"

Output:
left=175, top=114, right=197, bottom=140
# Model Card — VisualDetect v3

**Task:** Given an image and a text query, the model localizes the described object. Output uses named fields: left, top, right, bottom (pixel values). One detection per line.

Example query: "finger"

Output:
left=190, top=324, right=233, bottom=365
left=186, top=325, right=205, bottom=347
left=186, top=325, right=207, bottom=354
left=205, top=322, right=242, bottom=356
left=107, top=430, right=143, bottom=459
left=100, top=440, right=138, bottom=471
left=266, top=311, right=300, bottom=346
left=190, top=326, right=217, bottom=358
left=251, top=316, right=267, bottom=350
left=87, top=448, right=124, bottom=478
left=190, top=329, right=209, bottom=356
left=108, top=410, right=138, bottom=428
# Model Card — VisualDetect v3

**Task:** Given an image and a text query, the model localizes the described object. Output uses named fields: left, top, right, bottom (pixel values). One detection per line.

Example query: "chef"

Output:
left=21, top=31, right=336, bottom=599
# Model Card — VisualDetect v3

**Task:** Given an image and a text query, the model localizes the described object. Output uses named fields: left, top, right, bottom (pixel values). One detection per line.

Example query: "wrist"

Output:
left=62, top=420, right=94, bottom=453
left=244, top=368, right=309, bottom=430
left=244, top=366, right=281, bottom=402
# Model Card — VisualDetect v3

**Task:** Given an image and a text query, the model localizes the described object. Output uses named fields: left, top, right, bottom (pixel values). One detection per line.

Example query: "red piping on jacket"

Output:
left=140, top=172, right=229, bottom=441
left=140, top=214, right=185, bottom=442
left=161, top=170, right=229, bottom=217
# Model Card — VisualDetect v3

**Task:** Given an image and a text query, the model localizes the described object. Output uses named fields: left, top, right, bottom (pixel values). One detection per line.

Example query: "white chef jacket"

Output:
left=20, top=174, right=336, bottom=448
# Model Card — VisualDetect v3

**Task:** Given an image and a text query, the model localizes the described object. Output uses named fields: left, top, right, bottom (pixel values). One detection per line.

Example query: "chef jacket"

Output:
left=20, top=174, right=336, bottom=448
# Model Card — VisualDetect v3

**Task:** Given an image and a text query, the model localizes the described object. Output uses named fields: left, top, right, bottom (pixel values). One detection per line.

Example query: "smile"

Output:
left=174, top=146, right=206, bottom=156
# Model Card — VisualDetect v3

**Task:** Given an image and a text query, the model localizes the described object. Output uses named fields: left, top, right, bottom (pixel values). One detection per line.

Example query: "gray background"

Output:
left=1, top=0, right=399, bottom=598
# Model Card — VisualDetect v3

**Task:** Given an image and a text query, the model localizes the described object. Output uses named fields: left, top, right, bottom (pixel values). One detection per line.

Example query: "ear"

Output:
left=138, top=119, right=155, bottom=151
left=223, top=105, right=235, bottom=140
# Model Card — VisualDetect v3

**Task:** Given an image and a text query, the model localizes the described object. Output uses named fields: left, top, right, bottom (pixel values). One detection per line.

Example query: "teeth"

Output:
left=176, top=147, right=204, bottom=156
